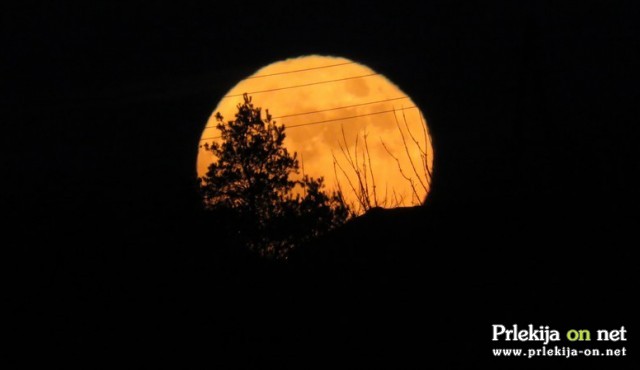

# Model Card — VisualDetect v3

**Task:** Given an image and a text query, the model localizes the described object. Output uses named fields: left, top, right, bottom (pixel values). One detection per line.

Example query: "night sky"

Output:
left=6, top=1, right=637, bottom=368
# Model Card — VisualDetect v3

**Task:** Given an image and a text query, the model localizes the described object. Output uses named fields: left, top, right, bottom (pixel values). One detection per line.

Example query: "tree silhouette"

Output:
left=200, top=94, right=350, bottom=258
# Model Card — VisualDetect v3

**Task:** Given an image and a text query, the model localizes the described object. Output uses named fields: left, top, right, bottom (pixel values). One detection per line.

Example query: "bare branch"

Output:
left=332, top=158, right=347, bottom=207
left=332, top=151, right=366, bottom=214
left=383, top=182, right=389, bottom=208
left=381, top=138, right=420, bottom=202
left=300, top=153, right=307, bottom=198
left=363, top=132, right=378, bottom=207
left=334, top=125, right=376, bottom=212
left=419, top=111, right=433, bottom=181
left=394, top=110, right=429, bottom=196
left=402, top=108, right=426, bottom=155
left=361, top=150, right=369, bottom=207
left=340, top=125, right=357, bottom=171
left=352, top=131, right=370, bottom=209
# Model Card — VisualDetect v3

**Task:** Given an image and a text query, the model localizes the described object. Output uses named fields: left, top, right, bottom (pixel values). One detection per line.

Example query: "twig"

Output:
left=381, top=138, right=421, bottom=202
left=418, top=111, right=433, bottom=181
left=363, top=132, right=378, bottom=207
left=394, top=110, right=429, bottom=195
left=333, top=152, right=366, bottom=214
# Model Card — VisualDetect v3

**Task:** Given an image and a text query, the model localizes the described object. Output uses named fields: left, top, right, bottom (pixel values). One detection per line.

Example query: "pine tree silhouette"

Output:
left=200, top=94, right=350, bottom=258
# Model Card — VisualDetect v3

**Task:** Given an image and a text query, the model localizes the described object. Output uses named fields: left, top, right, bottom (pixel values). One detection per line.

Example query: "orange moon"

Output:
left=197, top=55, right=434, bottom=215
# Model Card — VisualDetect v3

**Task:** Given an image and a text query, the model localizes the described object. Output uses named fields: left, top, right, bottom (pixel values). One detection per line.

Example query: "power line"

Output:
left=246, top=62, right=355, bottom=79
left=275, top=96, right=409, bottom=119
left=199, top=106, right=418, bottom=141
left=223, top=73, right=380, bottom=98
left=286, top=106, right=417, bottom=129
left=203, top=96, right=410, bottom=129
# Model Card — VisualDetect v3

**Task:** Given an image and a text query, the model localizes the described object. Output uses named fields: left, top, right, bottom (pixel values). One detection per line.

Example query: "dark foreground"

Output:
left=14, top=202, right=635, bottom=368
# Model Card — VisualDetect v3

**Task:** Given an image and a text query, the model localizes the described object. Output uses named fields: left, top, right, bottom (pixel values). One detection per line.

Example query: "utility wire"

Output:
left=246, top=62, right=355, bottom=79
left=223, top=73, right=380, bottom=98
left=200, top=106, right=417, bottom=141
left=203, top=96, right=409, bottom=129
left=286, top=106, right=417, bottom=129
left=275, top=96, right=409, bottom=119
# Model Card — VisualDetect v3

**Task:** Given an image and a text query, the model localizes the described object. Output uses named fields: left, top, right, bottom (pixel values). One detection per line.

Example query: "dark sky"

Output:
left=2, top=0, right=638, bottom=271
left=6, top=1, right=638, bottom=224
left=5, top=1, right=638, bottom=366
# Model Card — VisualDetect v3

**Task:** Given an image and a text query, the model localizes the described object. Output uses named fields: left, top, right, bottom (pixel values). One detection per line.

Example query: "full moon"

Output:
left=197, top=55, right=434, bottom=215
